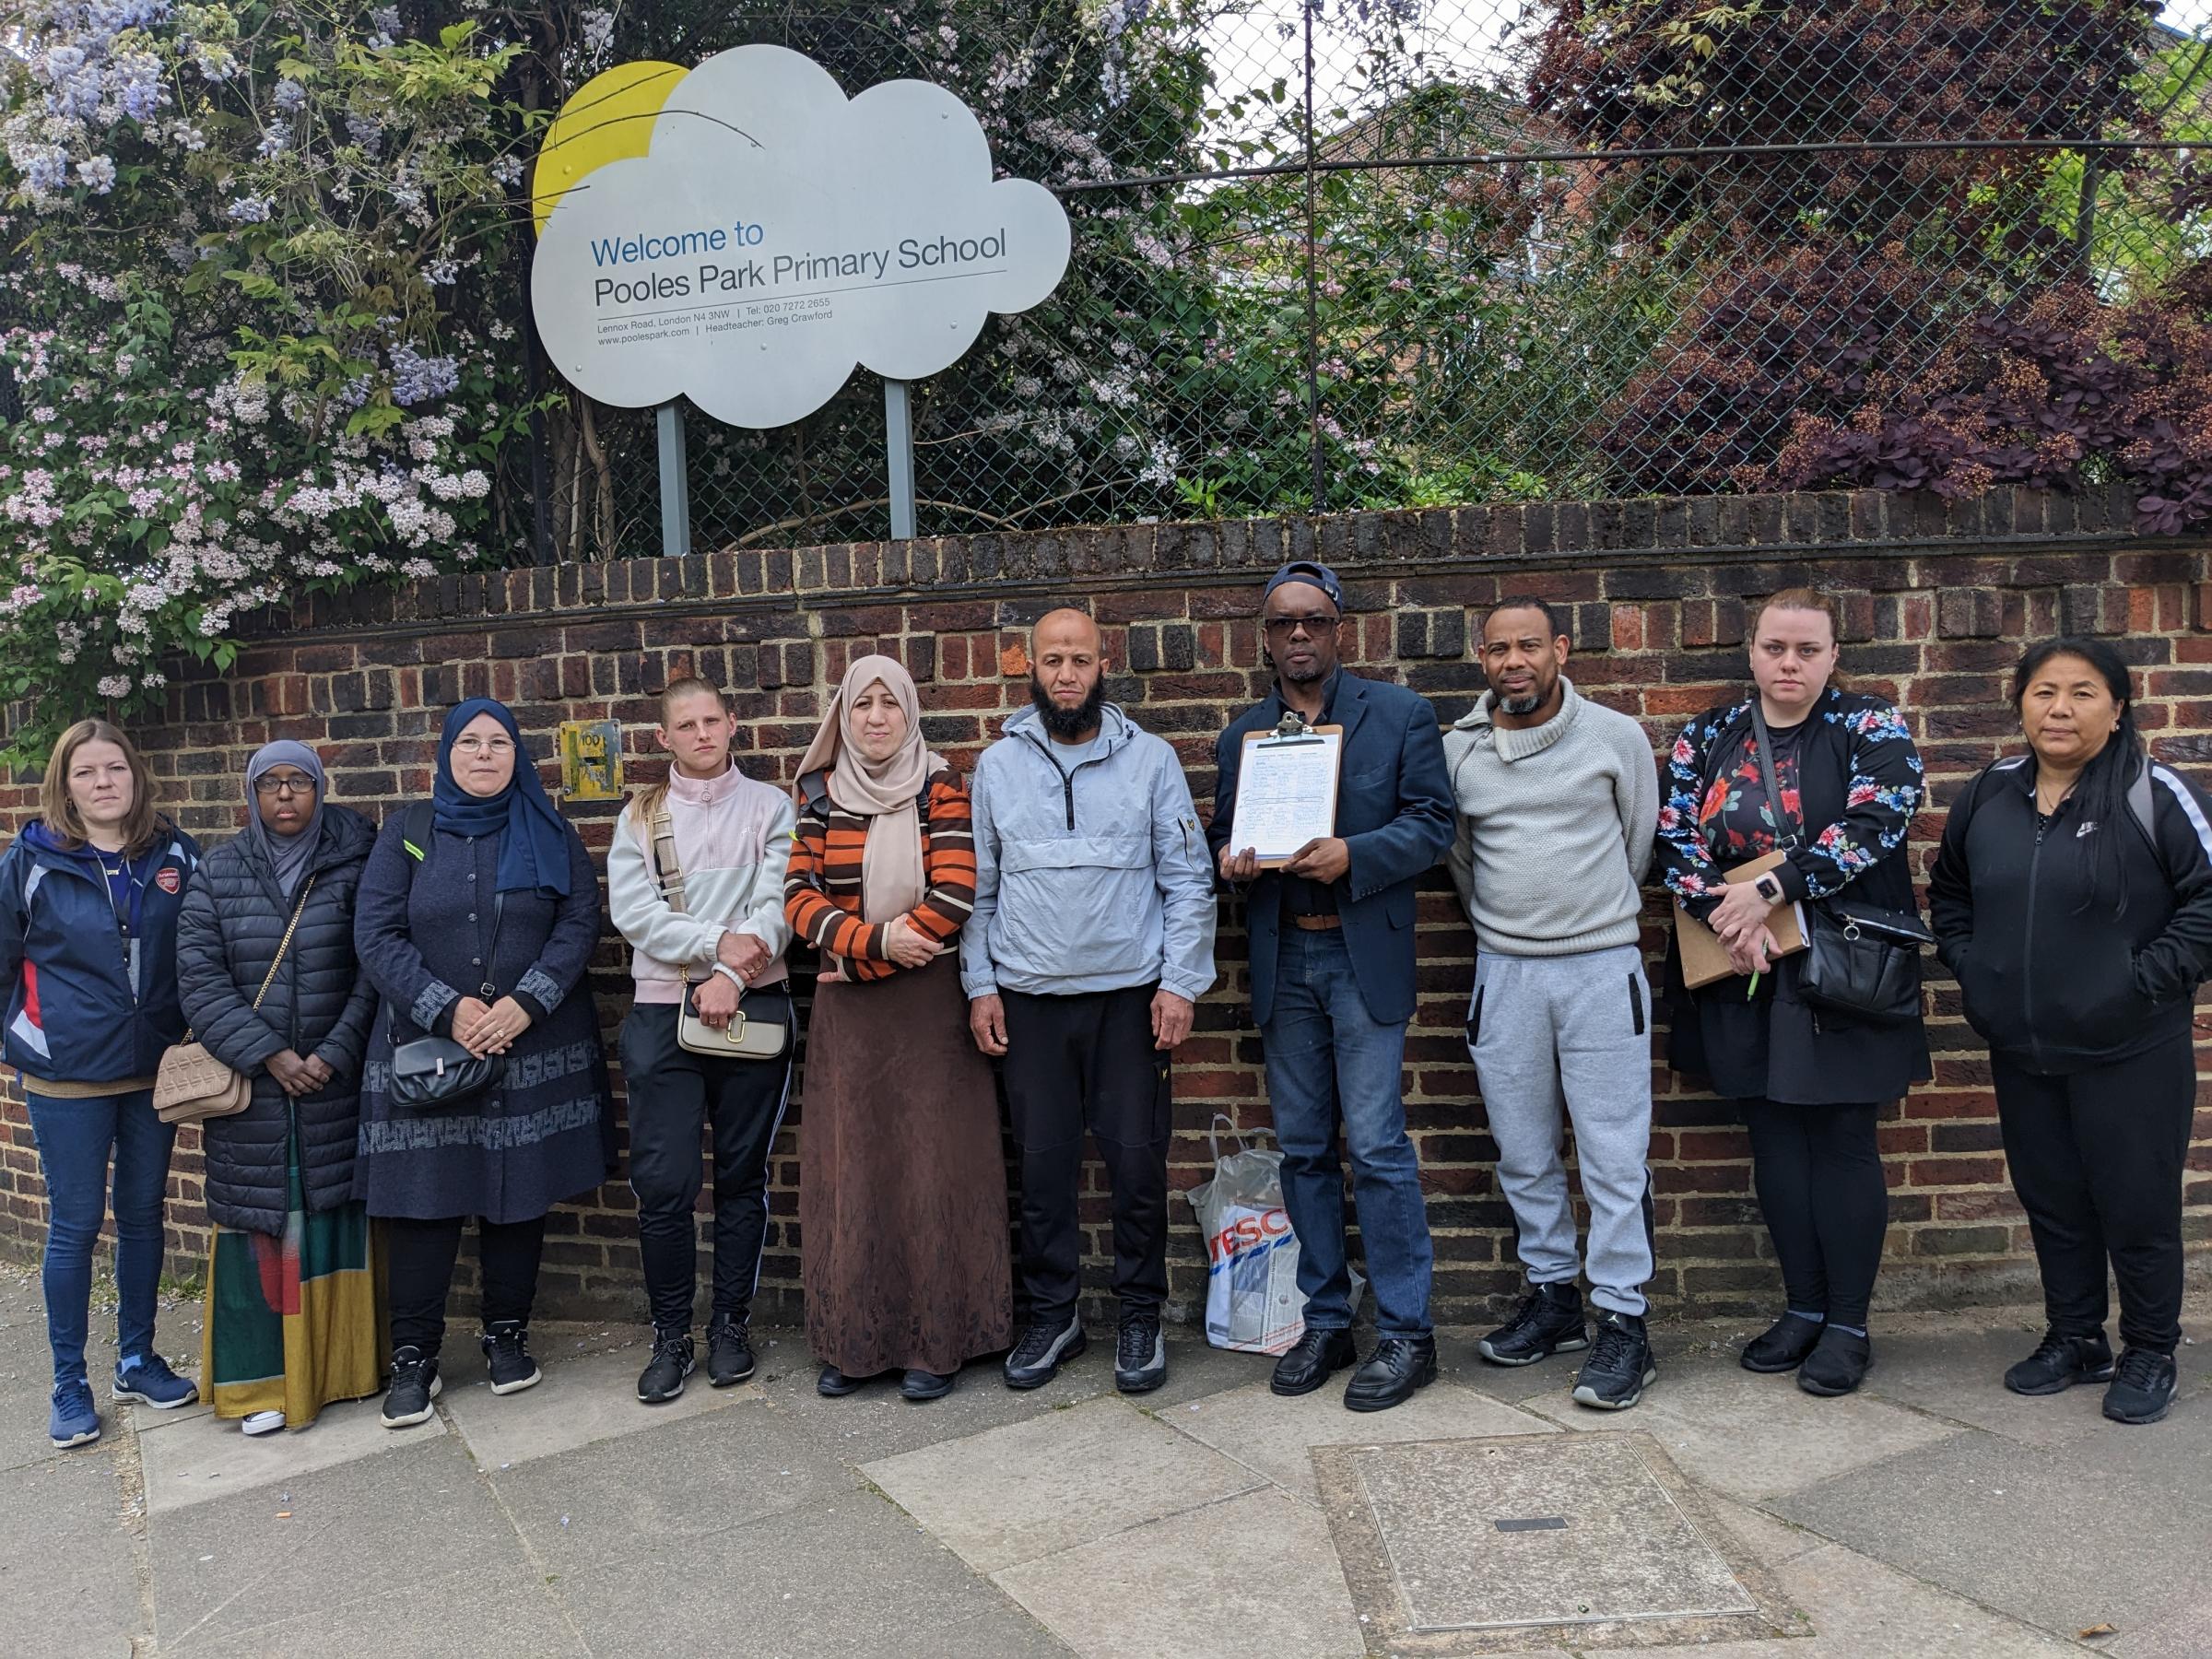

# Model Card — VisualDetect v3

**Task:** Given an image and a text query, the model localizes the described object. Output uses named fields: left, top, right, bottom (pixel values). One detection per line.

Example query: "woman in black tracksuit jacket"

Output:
left=1930, top=636, right=2212, bottom=1428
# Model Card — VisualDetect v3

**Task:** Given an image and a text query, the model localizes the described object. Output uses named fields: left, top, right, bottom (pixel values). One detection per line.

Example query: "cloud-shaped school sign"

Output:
left=530, top=46, right=1072, bottom=430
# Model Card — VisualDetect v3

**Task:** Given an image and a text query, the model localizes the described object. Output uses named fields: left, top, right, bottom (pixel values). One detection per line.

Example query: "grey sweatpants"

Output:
left=1467, top=945, right=1655, bottom=1317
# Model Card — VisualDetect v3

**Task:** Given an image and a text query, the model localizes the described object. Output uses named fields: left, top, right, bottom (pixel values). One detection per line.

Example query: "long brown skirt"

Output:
left=799, top=955, right=1013, bottom=1375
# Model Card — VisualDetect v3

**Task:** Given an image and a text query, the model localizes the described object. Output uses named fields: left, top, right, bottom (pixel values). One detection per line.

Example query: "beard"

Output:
left=1030, top=672, right=1107, bottom=741
left=1501, top=689, right=1544, bottom=715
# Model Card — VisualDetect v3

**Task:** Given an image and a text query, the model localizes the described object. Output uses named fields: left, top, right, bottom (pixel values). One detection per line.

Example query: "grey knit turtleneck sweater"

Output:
left=1441, top=677, right=1661, bottom=957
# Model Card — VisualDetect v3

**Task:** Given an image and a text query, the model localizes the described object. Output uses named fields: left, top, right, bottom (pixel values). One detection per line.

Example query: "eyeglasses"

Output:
left=1263, top=613, right=1340, bottom=638
left=452, top=736, right=514, bottom=757
left=253, top=772, right=317, bottom=796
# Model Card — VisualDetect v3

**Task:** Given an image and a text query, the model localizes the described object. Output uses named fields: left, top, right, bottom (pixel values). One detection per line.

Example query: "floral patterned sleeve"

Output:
left=1773, top=700, right=1924, bottom=903
left=1655, top=714, right=1728, bottom=923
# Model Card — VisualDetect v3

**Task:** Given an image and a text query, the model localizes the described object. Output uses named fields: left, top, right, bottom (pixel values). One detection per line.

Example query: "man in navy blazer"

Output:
left=1209, top=560, right=1454, bottom=1412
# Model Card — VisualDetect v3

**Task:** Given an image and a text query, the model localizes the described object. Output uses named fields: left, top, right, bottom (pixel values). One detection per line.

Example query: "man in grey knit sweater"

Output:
left=1445, top=597, right=1664, bottom=1411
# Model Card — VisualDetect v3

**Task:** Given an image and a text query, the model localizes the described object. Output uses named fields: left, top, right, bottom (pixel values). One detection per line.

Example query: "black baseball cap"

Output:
left=1263, top=559, right=1345, bottom=612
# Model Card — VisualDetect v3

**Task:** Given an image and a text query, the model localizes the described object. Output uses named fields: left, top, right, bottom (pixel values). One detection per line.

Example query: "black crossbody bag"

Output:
left=1747, top=705, right=1933, bottom=1025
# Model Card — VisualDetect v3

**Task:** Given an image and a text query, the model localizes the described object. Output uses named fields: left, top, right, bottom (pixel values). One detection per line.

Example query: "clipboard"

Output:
left=1235, top=723, right=1345, bottom=868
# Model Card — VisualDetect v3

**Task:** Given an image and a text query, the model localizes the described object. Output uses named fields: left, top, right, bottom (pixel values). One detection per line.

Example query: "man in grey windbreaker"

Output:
left=964, top=608, right=1217, bottom=1397
left=1446, top=596, right=1664, bottom=1412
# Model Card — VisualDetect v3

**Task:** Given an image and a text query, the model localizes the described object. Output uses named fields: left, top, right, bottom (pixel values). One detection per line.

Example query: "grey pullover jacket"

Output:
left=1443, top=678, right=1659, bottom=957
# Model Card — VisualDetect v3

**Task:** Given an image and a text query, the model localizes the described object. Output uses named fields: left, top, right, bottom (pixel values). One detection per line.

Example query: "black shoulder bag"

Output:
left=1748, top=705, right=1933, bottom=1026
left=387, top=801, right=508, bottom=1112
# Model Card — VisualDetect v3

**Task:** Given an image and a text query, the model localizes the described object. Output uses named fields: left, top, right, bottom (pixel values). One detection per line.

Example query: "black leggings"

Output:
left=386, top=1214, right=548, bottom=1357
left=1739, top=1099, right=1888, bottom=1330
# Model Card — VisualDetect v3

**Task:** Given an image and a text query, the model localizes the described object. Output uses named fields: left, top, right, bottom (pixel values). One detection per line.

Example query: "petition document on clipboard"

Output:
left=1234, top=725, right=1344, bottom=865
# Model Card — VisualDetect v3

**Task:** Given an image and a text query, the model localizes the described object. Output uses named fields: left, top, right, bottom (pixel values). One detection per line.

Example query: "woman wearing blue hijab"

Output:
left=352, top=700, right=613, bottom=1428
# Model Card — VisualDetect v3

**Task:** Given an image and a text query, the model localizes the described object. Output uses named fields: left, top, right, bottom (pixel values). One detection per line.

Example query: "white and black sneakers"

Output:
left=481, top=1321, right=543, bottom=1395
left=636, top=1330, right=696, bottom=1405
left=1113, top=1315, right=1167, bottom=1394
left=381, top=1347, right=442, bottom=1429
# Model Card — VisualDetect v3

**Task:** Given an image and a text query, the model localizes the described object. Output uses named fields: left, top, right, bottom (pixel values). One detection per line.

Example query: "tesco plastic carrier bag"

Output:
left=1181, top=1115, right=1359, bottom=1355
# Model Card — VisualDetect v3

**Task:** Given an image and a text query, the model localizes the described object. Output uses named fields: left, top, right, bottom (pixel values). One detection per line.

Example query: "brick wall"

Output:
left=4, top=482, right=2208, bottom=1327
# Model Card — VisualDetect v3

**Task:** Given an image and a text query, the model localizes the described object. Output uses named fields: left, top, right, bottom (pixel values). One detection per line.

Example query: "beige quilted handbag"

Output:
left=155, top=876, right=316, bottom=1124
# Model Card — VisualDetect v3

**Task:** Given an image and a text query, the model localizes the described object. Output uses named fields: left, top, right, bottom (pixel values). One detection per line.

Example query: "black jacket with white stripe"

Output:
left=1929, top=749, right=2212, bottom=1074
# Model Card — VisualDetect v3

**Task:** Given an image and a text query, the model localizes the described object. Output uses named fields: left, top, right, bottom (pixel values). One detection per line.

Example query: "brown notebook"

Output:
left=1674, top=851, right=1807, bottom=990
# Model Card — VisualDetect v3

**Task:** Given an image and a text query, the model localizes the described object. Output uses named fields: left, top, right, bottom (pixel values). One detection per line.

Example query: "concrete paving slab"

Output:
left=553, top=1491, right=1069, bottom=1658
left=488, top=1396, right=860, bottom=1574
left=1856, top=1322, right=2123, bottom=1446
left=1161, top=1378, right=1556, bottom=1505
left=1517, top=1350, right=1967, bottom=1502
left=122, top=1392, right=218, bottom=1434
left=0, top=1440, right=143, bottom=1654
left=2106, top=1590, right=2212, bottom=1658
left=440, top=1331, right=765, bottom=1469
left=994, top=1485, right=1364, bottom=1659
left=1434, top=1334, right=1591, bottom=1406
left=138, top=1390, right=444, bottom=1514
left=169, top=1568, right=581, bottom=1659
left=147, top=1432, right=530, bottom=1651
left=863, top=1395, right=1266, bottom=1573
left=1773, top=1424, right=2212, bottom=1644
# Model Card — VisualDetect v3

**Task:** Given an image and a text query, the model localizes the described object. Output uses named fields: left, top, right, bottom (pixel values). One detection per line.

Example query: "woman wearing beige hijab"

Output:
left=784, top=655, right=1012, bottom=1400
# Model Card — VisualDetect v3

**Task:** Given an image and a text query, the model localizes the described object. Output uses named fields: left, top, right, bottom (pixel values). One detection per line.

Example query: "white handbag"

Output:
left=650, top=809, right=792, bottom=1061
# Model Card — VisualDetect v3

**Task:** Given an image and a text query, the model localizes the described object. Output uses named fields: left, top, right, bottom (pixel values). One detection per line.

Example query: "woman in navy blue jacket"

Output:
left=0, top=718, right=202, bottom=1449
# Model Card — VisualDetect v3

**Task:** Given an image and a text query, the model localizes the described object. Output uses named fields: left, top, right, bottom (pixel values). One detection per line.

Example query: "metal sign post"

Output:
left=657, top=402, right=691, bottom=559
left=884, top=379, right=917, bottom=542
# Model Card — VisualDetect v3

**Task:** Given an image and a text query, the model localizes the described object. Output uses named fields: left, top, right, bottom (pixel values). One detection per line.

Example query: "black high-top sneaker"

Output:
left=382, top=1346, right=441, bottom=1429
left=1478, top=1282, right=1590, bottom=1366
left=481, top=1321, right=543, bottom=1395
left=1571, top=1310, right=1656, bottom=1411
left=2003, top=1330, right=2114, bottom=1396
left=636, top=1329, right=694, bottom=1405
left=706, top=1313, right=756, bottom=1387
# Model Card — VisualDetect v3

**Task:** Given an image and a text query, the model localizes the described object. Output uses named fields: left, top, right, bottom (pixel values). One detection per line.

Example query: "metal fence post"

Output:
left=656, top=401, right=691, bottom=559
left=884, top=378, right=917, bottom=541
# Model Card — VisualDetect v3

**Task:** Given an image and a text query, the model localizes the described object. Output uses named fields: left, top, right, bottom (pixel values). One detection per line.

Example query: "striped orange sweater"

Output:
left=782, top=773, right=975, bottom=982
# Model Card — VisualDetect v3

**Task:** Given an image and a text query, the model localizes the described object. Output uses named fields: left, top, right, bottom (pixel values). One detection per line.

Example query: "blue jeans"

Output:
left=1260, top=925, right=1433, bottom=1336
left=24, top=1089, right=177, bottom=1387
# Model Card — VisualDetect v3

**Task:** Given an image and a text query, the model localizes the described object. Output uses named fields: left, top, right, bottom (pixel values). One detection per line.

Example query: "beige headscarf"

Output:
left=794, top=654, right=946, bottom=923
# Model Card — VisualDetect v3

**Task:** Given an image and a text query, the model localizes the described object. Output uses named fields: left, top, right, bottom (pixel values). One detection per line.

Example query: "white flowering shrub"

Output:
left=0, top=1, right=531, bottom=761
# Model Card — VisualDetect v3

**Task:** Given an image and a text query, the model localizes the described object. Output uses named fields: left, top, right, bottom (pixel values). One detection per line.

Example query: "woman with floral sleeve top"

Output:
left=1655, top=588, right=1928, bottom=1397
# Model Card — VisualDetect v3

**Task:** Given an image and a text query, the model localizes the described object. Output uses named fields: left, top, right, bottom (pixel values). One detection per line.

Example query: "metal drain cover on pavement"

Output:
left=1312, top=1434, right=1800, bottom=1655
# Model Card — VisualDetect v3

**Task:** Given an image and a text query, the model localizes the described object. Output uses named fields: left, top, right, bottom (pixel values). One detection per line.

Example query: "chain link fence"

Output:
left=528, top=0, right=2212, bottom=559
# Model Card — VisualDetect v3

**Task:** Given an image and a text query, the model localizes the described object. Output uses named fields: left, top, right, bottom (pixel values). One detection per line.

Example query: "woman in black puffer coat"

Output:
left=176, top=742, right=382, bottom=1434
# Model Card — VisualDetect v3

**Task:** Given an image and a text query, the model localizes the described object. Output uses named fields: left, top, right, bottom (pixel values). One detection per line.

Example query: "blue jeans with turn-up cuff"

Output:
left=1259, top=924, right=1433, bottom=1337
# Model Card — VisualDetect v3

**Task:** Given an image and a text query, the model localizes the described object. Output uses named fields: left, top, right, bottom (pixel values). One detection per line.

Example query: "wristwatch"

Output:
left=1753, top=873, right=1784, bottom=904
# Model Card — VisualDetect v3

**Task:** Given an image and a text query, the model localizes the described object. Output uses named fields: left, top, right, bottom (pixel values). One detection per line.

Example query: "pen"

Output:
left=1746, top=971, right=1761, bottom=1000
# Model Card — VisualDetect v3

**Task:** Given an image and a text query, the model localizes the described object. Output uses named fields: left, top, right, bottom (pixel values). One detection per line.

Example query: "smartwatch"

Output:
left=1753, top=873, right=1784, bottom=904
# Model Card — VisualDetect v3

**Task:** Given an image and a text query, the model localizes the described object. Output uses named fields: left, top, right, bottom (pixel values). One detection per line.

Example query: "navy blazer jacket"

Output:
left=1209, top=671, right=1454, bottom=1026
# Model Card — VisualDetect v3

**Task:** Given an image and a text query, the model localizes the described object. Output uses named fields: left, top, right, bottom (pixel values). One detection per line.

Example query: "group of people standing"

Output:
left=0, top=560, right=2204, bottom=1454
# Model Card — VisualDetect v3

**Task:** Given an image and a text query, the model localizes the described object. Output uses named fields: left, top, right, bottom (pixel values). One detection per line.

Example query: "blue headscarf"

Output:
left=432, top=699, right=571, bottom=895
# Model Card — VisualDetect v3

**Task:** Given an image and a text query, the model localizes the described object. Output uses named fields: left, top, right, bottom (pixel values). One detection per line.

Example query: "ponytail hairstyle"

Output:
left=2010, top=636, right=2141, bottom=918
left=1749, top=585, right=1846, bottom=689
left=627, top=677, right=729, bottom=830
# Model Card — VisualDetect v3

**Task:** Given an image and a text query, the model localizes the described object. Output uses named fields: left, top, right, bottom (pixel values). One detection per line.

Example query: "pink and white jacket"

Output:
left=608, top=764, right=794, bottom=1003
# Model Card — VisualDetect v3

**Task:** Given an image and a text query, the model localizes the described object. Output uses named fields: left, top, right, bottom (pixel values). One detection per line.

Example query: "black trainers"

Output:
left=706, top=1314, right=756, bottom=1387
left=1003, top=1316, right=1086, bottom=1390
left=1571, top=1311, right=1656, bottom=1411
left=481, top=1321, right=542, bottom=1395
left=636, top=1330, right=694, bottom=1404
left=1478, top=1282, right=1589, bottom=1366
left=1114, top=1313, right=1167, bottom=1394
left=1741, top=1312, right=1825, bottom=1374
left=382, top=1346, right=441, bottom=1429
left=1344, top=1335, right=1439, bottom=1413
left=2102, top=1347, right=2180, bottom=1426
left=900, top=1368, right=956, bottom=1401
left=2004, top=1330, right=2114, bottom=1396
